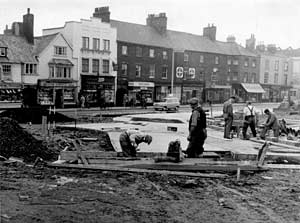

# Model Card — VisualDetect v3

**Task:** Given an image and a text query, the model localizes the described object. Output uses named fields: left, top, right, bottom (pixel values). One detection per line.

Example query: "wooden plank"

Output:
left=120, top=163, right=265, bottom=173
left=47, top=163, right=227, bottom=178
left=257, top=142, right=269, bottom=167
left=60, top=151, right=220, bottom=161
left=264, top=164, right=300, bottom=169
left=250, top=138, right=300, bottom=151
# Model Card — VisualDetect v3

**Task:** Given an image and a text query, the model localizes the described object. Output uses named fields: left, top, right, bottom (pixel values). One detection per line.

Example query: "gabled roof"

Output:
left=110, top=20, right=257, bottom=57
left=34, top=33, right=58, bottom=55
left=0, top=34, right=37, bottom=63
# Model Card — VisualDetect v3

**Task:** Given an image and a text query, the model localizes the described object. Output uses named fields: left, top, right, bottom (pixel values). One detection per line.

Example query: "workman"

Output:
left=186, top=97, right=207, bottom=158
left=119, top=130, right=152, bottom=157
left=223, top=96, right=236, bottom=139
left=260, top=109, right=280, bottom=140
left=242, top=101, right=257, bottom=139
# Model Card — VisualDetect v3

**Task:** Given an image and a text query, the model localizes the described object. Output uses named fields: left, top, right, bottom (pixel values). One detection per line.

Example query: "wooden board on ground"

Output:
left=47, top=163, right=228, bottom=178
left=250, top=138, right=300, bottom=151
left=59, top=151, right=220, bottom=161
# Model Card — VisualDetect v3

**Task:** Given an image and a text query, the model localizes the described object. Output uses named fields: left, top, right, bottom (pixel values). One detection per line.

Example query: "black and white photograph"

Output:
left=1, top=0, right=300, bottom=222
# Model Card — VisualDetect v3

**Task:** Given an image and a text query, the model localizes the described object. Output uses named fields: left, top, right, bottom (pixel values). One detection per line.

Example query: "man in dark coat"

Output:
left=186, top=97, right=207, bottom=158
left=260, top=109, right=280, bottom=140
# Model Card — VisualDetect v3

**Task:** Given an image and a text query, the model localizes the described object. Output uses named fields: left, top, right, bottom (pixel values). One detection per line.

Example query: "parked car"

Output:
left=153, top=97, right=180, bottom=111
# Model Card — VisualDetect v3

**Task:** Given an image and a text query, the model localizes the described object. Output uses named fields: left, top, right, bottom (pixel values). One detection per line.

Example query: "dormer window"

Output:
left=0, top=47, right=7, bottom=57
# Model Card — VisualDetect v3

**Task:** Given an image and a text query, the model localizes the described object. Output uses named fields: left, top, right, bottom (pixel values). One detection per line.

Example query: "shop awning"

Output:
left=207, top=84, right=231, bottom=89
left=48, top=59, right=73, bottom=66
left=241, top=83, right=265, bottom=93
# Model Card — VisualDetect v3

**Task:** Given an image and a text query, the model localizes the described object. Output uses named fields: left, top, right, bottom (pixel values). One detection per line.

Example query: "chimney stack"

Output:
left=246, top=34, right=256, bottom=50
left=203, top=24, right=216, bottom=41
left=23, top=8, right=34, bottom=44
left=146, top=13, right=167, bottom=34
left=256, top=42, right=265, bottom=52
left=226, top=35, right=236, bottom=43
left=93, top=7, right=110, bottom=23
left=267, top=44, right=277, bottom=53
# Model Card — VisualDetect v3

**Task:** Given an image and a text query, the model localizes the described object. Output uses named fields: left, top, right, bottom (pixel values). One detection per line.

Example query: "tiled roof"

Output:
left=110, top=20, right=256, bottom=57
left=34, top=33, right=58, bottom=55
left=0, top=34, right=37, bottom=63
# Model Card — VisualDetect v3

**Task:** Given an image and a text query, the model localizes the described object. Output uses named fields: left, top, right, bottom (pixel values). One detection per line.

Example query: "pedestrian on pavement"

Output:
left=119, top=130, right=152, bottom=157
left=185, top=97, right=207, bottom=158
left=80, top=95, right=85, bottom=109
left=260, top=109, right=280, bottom=140
left=223, top=96, right=235, bottom=139
left=242, top=101, right=257, bottom=139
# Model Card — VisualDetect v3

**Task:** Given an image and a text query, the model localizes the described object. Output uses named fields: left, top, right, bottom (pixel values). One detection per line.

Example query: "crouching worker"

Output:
left=119, top=130, right=152, bottom=157
left=260, top=109, right=279, bottom=140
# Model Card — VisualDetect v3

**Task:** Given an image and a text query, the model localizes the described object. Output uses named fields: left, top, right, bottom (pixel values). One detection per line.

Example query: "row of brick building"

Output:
left=0, top=7, right=296, bottom=107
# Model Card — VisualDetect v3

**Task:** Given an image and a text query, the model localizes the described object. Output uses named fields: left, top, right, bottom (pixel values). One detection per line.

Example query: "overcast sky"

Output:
left=1, top=0, right=299, bottom=49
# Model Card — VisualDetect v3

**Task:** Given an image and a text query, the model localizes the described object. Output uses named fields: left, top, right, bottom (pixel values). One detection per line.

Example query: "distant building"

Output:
left=0, top=9, right=37, bottom=103
left=43, top=8, right=117, bottom=106
left=33, top=33, right=77, bottom=107
left=255, top=42, right=292, bottom=102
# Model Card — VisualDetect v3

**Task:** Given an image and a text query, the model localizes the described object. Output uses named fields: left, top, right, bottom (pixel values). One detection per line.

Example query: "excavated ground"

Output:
left=1, top=116, right=300, bottom=222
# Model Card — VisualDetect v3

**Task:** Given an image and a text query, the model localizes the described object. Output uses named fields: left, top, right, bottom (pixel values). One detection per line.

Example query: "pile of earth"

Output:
left=0, top=117, right=58, bottom=162
left=0, top=107, right=74, bottom=124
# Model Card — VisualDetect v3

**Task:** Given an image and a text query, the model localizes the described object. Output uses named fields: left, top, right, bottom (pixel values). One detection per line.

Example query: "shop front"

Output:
left=128, top=81, right=154, bottom=106
left=234, top=83, right=265, bottom=102
left=261, top=84, right=282, bottom=102
left=0, top=82, right=22, bottom=102
left=37, top=79, right=78, bottom=108
left=205, top=84, right=231, bottom=104
left=81, top=75, right=115, bottom=107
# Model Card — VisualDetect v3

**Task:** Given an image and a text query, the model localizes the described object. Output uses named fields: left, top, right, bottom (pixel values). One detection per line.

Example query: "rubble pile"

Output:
left=0, top=117, right=57, bottom=162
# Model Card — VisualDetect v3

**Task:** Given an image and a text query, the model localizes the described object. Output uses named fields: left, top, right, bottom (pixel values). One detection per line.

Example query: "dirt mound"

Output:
left=0, top=117, right=58, bottom=162
left=0, top=107, right=74, bottom=124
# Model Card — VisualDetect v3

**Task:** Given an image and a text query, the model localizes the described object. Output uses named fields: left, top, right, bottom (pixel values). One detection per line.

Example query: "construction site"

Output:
left=1, top=102, right=300, bottom=223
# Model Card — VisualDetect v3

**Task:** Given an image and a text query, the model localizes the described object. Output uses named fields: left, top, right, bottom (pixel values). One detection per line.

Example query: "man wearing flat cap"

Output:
left=186, top=97, right=207, bottom=158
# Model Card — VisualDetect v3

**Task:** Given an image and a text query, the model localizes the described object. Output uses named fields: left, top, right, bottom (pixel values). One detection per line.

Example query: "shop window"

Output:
left=24, top=64, right=37, bottom=75
left=54, top=46, right=66, bottom=56
left=54, top=67, right=71, bottom=78
left=92, top=59, right=99, bottom=73
left=136, top=64, right=141, bottom=77
left=0, top=47, right=7, bottom=57
left=102, top=59, right=109, bottom=73
left=162, top=66, right=168, bottom=79
left=93, top=38, right=100, bottom=50
left=103, top=39, right=110, bottom=51
left=149, top=49, right=155, bottom=58
left=122, top=45, right=128, bottom=55
left=149, top=64, right=155, bottom=78
left=121, top=63, right=128, bottom=76
left=162, top=51, right=168, bottom=60
left=82, top=37, right=89, bottom=49
left=82, top=58, right=89, bottom=72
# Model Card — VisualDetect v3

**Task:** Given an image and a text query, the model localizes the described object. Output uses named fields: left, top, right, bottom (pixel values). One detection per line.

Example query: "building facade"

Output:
left=43, top=8, right=117, bottom=106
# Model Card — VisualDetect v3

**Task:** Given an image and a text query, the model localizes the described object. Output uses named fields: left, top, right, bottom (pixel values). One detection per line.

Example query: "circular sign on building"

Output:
left=176, top=67, right=183, bottom=78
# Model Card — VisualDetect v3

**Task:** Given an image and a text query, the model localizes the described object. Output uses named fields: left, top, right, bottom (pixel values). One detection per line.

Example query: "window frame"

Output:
left=264, top=72, right=269, bottom=84
left=103, top=39, right=110, bottom=51
left=215, top=56, right=219, bottom=65
left=92, top=59, right=100, bottom=73
left=121, top=63, right=128, bottom=76
left=136, top=46, right=142, bottom=57
left=82, top=37, right=89, bottom=49
left=0, top=47, right=6, bottom=57
left=149, top=49, right=155, bottom=58
left=149, top=64, right=155, bottom=78
left=200, top=55, right=204, bottom=63
left=121, top=45, right=128, bottom=55
left=162, top=51, right=168, bottom=60
left=135, top=64, right=142, bottom=77
left=93, top=38, right=100, bottom=50
left=162, top=66, right=168, bottom=79
left=102, top=59, right=110, bottom=73
left=184, top=53, right=189, bottom=62
left=82, top=58, right=89, bottom=73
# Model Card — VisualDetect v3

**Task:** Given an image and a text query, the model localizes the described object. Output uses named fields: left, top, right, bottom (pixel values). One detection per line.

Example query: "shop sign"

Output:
left=128, top=82, right=154, bottom=87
